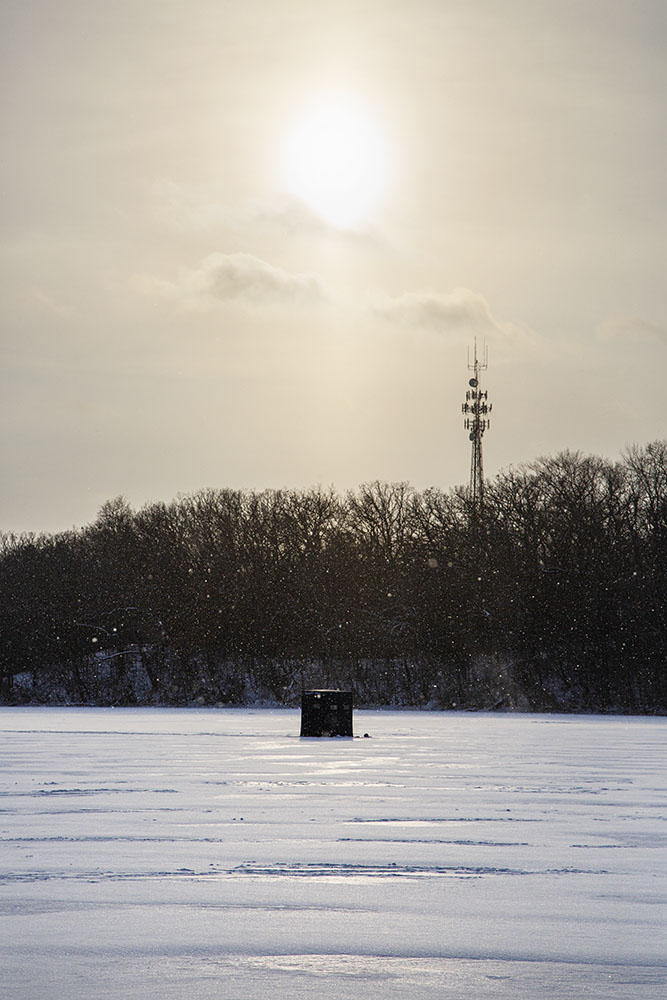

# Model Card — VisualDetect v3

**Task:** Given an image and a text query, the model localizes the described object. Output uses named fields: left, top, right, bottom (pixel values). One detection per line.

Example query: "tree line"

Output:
left=1, top=441, right=665, bottom=713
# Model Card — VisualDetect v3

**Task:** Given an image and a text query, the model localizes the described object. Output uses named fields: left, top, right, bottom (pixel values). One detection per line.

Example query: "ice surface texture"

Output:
left=0, top=707, right=665, bottom=999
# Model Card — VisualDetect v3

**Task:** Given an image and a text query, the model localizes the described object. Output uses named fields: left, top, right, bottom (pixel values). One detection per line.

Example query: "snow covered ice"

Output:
left=0, top=707, right=665, bottom=999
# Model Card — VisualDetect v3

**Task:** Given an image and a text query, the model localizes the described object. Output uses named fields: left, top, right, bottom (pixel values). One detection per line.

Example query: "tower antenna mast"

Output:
left=462, top=340, right=492, bottom=507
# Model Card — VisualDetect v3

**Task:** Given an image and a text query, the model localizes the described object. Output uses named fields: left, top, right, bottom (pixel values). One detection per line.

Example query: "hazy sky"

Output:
left=2, top=0, right=665, bottom=534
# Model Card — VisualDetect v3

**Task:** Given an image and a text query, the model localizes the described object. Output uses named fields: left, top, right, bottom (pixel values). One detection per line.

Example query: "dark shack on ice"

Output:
left=300, top=690, right=353, bottom=737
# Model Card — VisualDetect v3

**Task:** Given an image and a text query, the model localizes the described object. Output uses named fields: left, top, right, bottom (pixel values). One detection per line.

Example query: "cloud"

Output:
left=373, top=287, right=542, bottom=356
left=193, top=252, right=328, bottom=305
left=29, top=287, right=73, bottom=319
left=375, top=287, right=494, bottom=333
left=248, top=197, right=384, bottom=244
left=132, top=252, right=329, bottom=309
left=597, top=315, right=667, bottom=344
left=374, top=287, right=498, bottom=335
left=152, top=180, right=383, bottom=244
left=151, top=179, right=235, bottom=232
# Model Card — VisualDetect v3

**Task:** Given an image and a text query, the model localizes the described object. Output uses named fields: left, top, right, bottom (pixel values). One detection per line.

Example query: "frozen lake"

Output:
left=1, top=707, right=665, bottom=999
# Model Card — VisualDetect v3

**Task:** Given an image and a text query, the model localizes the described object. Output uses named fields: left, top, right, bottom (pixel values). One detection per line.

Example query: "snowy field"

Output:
left=0, top=707, right=665, bottom=999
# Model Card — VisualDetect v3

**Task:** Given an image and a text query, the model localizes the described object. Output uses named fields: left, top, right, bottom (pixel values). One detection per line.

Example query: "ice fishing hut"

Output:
left=300, top=690, right=353, bottom=737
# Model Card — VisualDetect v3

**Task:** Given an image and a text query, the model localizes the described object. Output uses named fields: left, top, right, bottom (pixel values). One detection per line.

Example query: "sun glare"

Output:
left=281, top=96, right=391, bottom=229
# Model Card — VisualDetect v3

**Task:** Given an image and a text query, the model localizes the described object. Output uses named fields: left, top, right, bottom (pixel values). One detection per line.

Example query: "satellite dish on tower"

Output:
left=469, top=378, right=478, bottom=387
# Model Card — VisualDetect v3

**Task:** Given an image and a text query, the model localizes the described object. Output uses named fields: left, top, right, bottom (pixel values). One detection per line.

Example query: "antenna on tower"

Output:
left=461, top=338, right=492, bottom=507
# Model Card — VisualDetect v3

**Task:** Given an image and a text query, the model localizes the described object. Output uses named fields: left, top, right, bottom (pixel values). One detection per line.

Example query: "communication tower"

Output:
left=462, top=340, right=492, bottom=507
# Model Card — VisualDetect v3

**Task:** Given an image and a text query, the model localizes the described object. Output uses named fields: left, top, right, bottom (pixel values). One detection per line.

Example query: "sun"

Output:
left=280, top=95, right=391, bottom=229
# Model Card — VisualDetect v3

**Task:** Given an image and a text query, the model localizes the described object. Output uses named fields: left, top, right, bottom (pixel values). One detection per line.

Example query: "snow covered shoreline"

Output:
left=1, top=707, right=666, bottom=998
